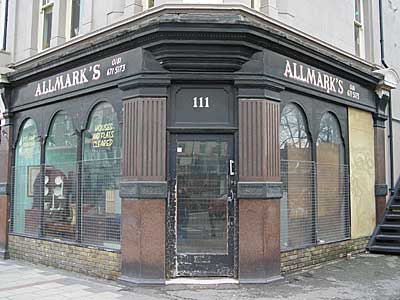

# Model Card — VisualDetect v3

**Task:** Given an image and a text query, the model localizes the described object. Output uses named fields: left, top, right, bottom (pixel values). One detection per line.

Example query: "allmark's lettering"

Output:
left=35, top=64, right=100, bottom=97
left=284, top=60, right=344, bottom=95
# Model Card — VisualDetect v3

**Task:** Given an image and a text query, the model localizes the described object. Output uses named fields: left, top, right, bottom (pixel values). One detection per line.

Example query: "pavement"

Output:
left=0, top=253, right=400, bottom=300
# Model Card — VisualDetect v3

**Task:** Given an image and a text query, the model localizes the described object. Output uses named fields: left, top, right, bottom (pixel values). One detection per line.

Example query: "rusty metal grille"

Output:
left=280, top=160, right=350, bottom=251
left=10, top=158, right=121, bottom=250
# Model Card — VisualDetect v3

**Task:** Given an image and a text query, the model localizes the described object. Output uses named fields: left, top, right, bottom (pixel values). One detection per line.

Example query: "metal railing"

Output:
left=10, top=158, right=121, bottom=250
left=280, top=160, right=350, bottom=251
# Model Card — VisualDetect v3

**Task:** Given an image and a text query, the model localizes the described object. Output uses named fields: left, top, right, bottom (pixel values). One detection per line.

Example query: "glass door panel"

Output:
left=176, top=140, right=229, bottom=254
left=168, top=134, right=235, bottom=277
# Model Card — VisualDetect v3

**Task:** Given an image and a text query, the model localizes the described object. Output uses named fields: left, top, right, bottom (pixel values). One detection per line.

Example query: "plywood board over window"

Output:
left=349, top=107, right=375, bottom=238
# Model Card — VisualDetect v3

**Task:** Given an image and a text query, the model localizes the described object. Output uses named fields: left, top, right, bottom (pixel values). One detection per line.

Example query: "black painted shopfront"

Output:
left=0, top=7, right=386, bottom=284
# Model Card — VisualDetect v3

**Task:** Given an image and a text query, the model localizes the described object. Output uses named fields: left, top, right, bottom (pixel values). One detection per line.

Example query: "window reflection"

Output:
left=280, top=104, right=313, bottom=250
left=13, top=119, right=41, bottom=235
left=82, top=103, right=121, bottom=249
left=280, top=103, right=310, bottom=154
left=43, top=112, right=77, bottom=240
left=176, top=140, right=228, bottom=254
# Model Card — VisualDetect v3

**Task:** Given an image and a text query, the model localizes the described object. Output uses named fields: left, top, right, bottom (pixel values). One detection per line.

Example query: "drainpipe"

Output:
left=379, top=0, right=394, bottom=194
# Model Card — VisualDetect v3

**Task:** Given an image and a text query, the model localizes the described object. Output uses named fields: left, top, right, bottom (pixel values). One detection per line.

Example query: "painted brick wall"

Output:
left=8, top=235, right=121, bottom=279
left=281, top=237, right=369, bottom=274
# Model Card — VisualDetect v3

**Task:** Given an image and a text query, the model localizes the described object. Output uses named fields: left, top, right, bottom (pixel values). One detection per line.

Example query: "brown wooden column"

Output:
left=374, top=116, right=388, bottom=224
left=119, top=97, right=167, bottom=284
left=237, top=98, right=282, bottom=283
left=0, top=111, right=12, bottom=259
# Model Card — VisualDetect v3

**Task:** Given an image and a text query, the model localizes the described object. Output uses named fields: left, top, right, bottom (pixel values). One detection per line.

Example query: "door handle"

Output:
left=229, top=160, right=235, bottom=176
left=228, top=189, right=235, bottom=203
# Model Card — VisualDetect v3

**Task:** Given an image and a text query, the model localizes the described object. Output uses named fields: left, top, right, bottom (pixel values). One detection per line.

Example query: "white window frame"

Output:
left=252, top=0, right=261, bottom=10
left=66, top=0, right=83, bottom=40
left=38, top=0, right=54, bottom=51
left=354, top=0, right=365, bottom=58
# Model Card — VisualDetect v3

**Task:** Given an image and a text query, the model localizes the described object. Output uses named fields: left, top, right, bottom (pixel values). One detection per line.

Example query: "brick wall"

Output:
left=8, top=235, right=369, bottom=280
left=281, top=237, right=369, bottom=274
left=8, top=235, right=121, bottom=279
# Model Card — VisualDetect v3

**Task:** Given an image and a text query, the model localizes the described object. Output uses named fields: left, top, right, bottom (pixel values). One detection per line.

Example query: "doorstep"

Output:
left=166, top=278, right=239, bottom=285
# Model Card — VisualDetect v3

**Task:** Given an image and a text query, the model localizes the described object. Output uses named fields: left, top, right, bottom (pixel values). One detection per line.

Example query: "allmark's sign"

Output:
left=12, top=48, right=138, bottom=108
left=264, top=50, right=375, bottom=109
left=283, top=60, right=360, bottom=100
left=34, top=57, right=126, bottom=98
left=34, top=64, right=101, bottom=97
left=284, top=60, right=344, bottom=95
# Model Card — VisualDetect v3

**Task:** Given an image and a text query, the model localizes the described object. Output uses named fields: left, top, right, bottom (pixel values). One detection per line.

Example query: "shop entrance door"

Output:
left=168, top=134, right=236, bottom=277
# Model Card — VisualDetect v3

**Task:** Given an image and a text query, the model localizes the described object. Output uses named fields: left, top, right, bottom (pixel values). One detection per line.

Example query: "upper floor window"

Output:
left=68, top=0, right=82, bottom=38
left=40, top=0, right=53, bottom=50
left=0, top=0, right=8, bottom=51
left=354, top=0, right=365, bottom=58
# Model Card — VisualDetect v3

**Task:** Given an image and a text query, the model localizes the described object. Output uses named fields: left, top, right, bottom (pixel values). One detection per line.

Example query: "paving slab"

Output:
left=0, top=254, right=399, bottom=299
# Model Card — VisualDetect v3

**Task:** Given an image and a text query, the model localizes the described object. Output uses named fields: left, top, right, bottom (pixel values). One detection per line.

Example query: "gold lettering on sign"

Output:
left=92, top=123, right=114, bottom=148
left=283, top=60, right=347, bottom=96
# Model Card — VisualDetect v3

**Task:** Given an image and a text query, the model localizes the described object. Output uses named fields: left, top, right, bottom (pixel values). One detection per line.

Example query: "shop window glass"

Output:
left=43, top=112, right=77, bottom=240
left=12, top=119, right=41, bottom=235
left=316, top=112, right=349, bottom=243
left=82, top=102, right=121, bottom=249
left=280, top=104, right=313, bottom=250
left=280, top=104, right=311, bottom=160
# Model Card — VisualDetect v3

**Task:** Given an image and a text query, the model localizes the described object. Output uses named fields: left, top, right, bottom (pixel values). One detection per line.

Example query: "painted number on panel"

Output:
left=193, top=97, right=210, bottom=108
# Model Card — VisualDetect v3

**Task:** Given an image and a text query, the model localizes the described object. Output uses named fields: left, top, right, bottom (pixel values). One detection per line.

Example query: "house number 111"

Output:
left=193, top=97, right=210, bottom=108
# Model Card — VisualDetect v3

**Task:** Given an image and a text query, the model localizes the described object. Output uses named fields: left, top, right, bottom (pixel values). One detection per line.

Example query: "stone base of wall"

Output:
left=281, top=237, right=369, bottom=274
left=8, top=235, right=121, bottom=280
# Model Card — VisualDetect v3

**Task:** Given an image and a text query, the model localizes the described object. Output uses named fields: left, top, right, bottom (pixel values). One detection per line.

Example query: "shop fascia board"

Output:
left=7, top=5, right=380, bottom=85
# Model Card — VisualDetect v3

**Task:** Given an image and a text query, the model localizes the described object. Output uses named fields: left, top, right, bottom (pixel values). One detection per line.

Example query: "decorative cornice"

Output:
left=237, top=181, right=283, bottom=199
left=120, top=181, right=168, bottom=199
left=146, top=42, right=259, bottom=72
left=235, top=77, right=285, bottom=100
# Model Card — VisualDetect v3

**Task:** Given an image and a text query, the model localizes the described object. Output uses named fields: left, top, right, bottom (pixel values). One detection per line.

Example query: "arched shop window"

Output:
left=44, top=112, right=78, bottom=240
left=280, top=103, right=313, bottom=250
left=12, top=119, right=41, bottom=235
left=82, top=102, right=121, bottom=249
left=280, top=104, right=311, bottom=160
left=316, top=112, right=349, bottom=243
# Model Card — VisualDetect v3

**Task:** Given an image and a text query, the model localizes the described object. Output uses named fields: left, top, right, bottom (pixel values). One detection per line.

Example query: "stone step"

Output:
left=369, top=244, right=400, bottom=254
left=375, top=234, right=400, bottom=241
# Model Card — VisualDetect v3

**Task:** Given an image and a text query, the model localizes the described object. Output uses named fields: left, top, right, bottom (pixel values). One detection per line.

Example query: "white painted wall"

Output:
left=5, top=0, right=378, bottom=64
left=276, top=0, right=355, bottom=54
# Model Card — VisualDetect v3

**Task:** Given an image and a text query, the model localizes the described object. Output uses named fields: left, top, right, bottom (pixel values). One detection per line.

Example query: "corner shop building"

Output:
left=0, top=7, right=396, bottom=284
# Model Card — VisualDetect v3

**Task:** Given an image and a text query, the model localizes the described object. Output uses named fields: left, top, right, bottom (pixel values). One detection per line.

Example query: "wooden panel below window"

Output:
left=122, top=98, right=166, bottom=180
left=239, top=99, right=280, bottom=181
